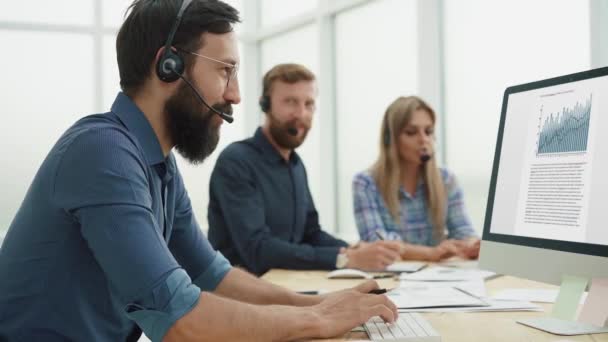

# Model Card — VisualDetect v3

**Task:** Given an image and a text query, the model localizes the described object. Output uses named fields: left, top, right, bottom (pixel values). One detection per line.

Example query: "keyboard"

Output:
left=364, top=313, right=441, bottom=341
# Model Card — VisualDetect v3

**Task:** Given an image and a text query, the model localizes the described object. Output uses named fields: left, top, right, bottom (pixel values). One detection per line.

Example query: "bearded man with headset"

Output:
left=0, top=1, right=398, bottom=341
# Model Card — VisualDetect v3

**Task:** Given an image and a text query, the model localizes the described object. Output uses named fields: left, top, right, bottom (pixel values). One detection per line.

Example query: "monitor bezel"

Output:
left=482, top=66, right=608, bottom=259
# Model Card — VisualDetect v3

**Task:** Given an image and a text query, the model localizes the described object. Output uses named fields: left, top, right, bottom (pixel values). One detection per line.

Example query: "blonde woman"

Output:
left=353, top=96, right=480, bottom=261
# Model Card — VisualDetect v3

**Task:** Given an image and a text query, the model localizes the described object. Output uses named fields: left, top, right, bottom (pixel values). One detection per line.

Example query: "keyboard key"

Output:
left=364, top=313, right=442, bottom=341
left=404, top=313, right=427, bottom=336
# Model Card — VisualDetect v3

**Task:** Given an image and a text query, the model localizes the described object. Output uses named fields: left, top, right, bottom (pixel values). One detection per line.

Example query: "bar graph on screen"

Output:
left=536, top=94, right=592, bottom=155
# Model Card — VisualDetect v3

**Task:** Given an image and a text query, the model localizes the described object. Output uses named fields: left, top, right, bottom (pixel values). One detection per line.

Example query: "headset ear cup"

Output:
left=259, top=96, right=270, bottom=112
left=156, top=50, right=184, bottom=83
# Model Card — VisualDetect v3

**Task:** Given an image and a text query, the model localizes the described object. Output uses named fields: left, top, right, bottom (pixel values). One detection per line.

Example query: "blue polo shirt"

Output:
left=0, top=93, right=231, bottom=342
left=208, top=128, right=348, bottom=275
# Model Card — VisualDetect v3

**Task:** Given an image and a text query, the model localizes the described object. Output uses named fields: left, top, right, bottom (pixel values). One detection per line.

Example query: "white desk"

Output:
left=262, top=269, right=608, bottom=342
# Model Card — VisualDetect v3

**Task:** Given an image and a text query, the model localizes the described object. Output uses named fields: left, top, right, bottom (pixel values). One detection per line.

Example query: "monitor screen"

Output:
left=490, top=70, right=608, bottom=245
left=483, top=67, right=608, bottom=259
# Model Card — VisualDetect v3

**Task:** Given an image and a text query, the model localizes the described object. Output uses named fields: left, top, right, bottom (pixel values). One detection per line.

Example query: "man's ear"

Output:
left=151, top=46, right=167, bottom=82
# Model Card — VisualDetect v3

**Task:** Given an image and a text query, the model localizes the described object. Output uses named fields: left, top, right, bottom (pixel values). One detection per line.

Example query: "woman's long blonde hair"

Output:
left=370, top=96, right=447, bottom=242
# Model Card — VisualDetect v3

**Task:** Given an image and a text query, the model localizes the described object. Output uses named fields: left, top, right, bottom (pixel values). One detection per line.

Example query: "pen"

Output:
left=299, top=289, right=390, bottom=295
left=374, top=231, right=402, bottom=273
left=369, top=288, right=394, bottom=295
left=372, top=273, right=394, bottom=279
left=297, top=290, right=319, bottom=295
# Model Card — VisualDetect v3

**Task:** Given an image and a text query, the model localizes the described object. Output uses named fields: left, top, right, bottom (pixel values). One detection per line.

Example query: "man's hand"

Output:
left=345, top=241, right=401, bottom=270
left=321, top=279, right=383, bottom=299
left=312, top=288, right=398, bottom=338
left=352, top=279, right=383, bottom=294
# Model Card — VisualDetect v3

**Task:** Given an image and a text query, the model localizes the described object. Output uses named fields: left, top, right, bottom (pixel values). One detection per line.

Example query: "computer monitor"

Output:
left=479, top=66, right=608, bottom=334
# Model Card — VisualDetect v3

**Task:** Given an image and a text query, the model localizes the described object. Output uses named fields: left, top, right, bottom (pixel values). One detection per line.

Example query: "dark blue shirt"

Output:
left=0, top=93, right=231, bottom=342
left=208, top=128, right=348, bottom=275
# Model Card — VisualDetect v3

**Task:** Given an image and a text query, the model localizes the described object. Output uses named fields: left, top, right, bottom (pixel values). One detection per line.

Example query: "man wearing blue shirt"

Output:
left=208, top=64, right=403, bottom=275
left=0, top=1, right=397, bottom=341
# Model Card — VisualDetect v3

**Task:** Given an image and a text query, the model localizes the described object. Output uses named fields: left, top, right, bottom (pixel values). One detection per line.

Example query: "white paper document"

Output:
left=385, top=261, right=427, bottom=273
left=399, top=279, right=487, bottom=298
left=398, top=298, right=543, bottom=313
left=439, top=259, right=479, bottom=269
left=386, top=286, right=488, bottom=309
left=492, top=288, right=588, bottom=304
left=399, top=266, right=496, bottom=282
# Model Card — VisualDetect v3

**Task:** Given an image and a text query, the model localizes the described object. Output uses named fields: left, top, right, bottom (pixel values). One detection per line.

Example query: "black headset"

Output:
left=259, top=95, right=271, bottom=112
left=383, top=119, right=391, bottom=146
left=258, top=85, right=297, bottom=136
left=155, top=0, right=234, bottom=123
left=156, top=0, right=192, bottom=83
left=259, top=74, right=271, bottom=112
left=383, top=116, right=433, bottom=163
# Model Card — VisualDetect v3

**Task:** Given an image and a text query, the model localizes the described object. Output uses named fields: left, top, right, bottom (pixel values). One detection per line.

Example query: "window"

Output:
left=335, top=0, right=419, bottom=239
left=0, top=0, right=93, bottom=26
left=443, top=0, right=591, bottom=232
left=260, top=0, right=317, bottom=27
left=0, top=0, right=246, bottom=236
left=102, top=0, right=132, bottom=28
left=0, top=31, right=94, bottom=234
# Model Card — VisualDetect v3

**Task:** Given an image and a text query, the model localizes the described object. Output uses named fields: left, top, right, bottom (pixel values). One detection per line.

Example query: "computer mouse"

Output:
left=326, top=268, right=372, bottom=279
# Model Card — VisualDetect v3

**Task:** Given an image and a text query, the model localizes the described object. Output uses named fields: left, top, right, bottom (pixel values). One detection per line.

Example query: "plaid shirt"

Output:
left=352, top=169, right=476, bottom=246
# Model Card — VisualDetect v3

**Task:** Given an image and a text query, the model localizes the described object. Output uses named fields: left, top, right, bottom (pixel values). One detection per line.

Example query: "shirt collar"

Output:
left=399, top=178, right=425, bottom=199
left=111, top=92, right=166, bottom=166
left=252, top=127, right=300, bottom=165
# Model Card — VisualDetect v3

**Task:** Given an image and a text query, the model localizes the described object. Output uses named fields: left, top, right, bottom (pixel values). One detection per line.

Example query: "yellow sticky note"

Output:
left=578, top=278, right=608, bottom=327
left=552, top=275, right=588, bottom=321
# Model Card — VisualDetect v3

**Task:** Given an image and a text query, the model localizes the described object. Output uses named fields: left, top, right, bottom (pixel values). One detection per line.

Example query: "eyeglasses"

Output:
left=177, top=48, right=239, bottom=87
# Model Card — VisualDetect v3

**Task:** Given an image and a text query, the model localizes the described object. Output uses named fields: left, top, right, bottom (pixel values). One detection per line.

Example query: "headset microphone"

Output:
left=169, top=65, right=234, bottom=123
left=384, top=114, right=432, bottom=163
left=287, top=127, right=298, bottom=136
left=156, top=0, right=233, bottom=124
left=260, top=95, right=297, bottom=136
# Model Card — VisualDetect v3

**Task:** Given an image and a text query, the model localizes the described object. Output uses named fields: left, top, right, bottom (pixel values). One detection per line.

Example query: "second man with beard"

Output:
left=208, top=64, right=402, bottom=275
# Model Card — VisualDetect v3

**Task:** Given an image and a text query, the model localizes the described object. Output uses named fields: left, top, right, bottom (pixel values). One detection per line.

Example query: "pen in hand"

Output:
left=368, top=288, right=388, bottom=295
left=374, top=230, right=404, bottom=267
left=299, top=289, right=390, bottom=296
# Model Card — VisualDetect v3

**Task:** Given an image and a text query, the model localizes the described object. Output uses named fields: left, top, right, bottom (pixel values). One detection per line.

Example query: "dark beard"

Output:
left=164, top=82, right=232, bottom=164
left=267, top=112, right=309, bottom=150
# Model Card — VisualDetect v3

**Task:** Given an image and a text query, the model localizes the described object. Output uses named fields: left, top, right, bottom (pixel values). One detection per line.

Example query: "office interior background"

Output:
left=1, top=0, right=607, bottom=243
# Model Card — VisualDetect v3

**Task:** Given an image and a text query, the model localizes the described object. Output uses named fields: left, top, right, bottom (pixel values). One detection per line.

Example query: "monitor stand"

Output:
left=517, top=276, right=608, bottom=335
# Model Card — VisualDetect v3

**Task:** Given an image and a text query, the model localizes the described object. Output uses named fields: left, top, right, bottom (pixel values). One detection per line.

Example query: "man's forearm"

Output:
left=163, top=292, right=320, bottom=342
left=214, top=268, right=322, bottom=306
